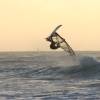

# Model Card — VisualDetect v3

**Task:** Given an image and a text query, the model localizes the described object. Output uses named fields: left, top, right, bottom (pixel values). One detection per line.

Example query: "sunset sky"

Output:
left=0, top=0, right=100, bottom=51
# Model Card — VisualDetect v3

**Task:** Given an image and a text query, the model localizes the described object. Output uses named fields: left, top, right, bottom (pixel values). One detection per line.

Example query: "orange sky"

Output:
left=0, top=0, right=100, bottom=51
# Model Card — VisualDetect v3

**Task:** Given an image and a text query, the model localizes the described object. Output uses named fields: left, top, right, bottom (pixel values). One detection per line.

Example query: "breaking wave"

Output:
left=0, top=54, right=100, bottom=80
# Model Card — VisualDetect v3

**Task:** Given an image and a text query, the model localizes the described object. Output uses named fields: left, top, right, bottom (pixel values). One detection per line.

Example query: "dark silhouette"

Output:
left=46, top=32, right=60, bottom=49
left=46, top=25, right=76, bottom=56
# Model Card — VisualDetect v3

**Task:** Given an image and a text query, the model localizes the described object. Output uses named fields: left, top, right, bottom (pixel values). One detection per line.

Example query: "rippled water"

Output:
left=0, top=51, right=100, bottom=100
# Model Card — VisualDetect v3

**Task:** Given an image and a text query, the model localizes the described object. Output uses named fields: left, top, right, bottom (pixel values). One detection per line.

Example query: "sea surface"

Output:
left=0, top=51, right=100, bottom=100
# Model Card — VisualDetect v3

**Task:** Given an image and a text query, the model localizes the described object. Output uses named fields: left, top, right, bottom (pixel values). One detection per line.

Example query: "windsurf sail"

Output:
left=46, top=25, right=76, bottom=56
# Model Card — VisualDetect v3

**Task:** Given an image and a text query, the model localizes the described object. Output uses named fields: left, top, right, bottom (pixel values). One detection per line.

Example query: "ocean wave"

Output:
left=0, top=55, right=100, bottom=80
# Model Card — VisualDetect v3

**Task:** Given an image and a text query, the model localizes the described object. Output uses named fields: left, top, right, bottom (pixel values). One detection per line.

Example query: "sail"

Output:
left=46, top=25, right=76, bottom=56
left=52, top=32, right=76, bottom=56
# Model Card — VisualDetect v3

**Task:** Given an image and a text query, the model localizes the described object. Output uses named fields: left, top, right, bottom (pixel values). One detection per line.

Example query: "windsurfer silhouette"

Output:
left=46, top=25, right=75, bottom=56
left=46, top=32, right=60, bottom=49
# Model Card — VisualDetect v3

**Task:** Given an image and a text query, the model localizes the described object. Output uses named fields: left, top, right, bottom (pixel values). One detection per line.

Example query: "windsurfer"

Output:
left=46, top=32, right=60, bottom=49
left=46, top=25, right=75, bottom=56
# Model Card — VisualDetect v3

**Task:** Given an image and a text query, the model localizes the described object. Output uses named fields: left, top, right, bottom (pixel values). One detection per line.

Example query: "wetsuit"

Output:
left=50, top=41, right=60, bottom=49
left=46, top=33, right=60, bottom=49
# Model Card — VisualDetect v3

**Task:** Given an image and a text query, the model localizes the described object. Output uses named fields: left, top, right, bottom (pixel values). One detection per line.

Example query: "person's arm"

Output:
left=46, top=36, right=52, bottom=42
